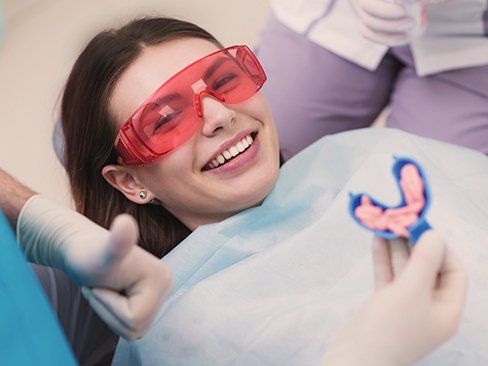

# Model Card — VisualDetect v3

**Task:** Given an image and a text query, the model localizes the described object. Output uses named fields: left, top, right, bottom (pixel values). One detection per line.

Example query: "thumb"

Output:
left=399, top=230, right=446, bottom=292
left=104, top=214, right=139, bottom=266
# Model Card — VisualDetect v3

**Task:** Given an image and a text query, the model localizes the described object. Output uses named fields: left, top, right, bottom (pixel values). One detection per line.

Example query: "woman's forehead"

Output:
left=110, top=38, right=221, bottom=125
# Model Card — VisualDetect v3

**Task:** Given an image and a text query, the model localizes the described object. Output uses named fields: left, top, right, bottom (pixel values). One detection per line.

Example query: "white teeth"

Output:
left=205, top=134, right=256, bottom=170
left=229, top=146, right=239, bottom=157
left=236, top=142, right=245, bottom=152
left=223, top=150, right=232, bottom=159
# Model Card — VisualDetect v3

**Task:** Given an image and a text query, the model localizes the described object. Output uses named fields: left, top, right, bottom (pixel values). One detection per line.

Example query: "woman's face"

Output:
left=108, top=38, right=280, bottom=229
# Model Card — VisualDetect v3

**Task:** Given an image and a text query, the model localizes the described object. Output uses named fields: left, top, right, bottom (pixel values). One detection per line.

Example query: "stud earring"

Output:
left=139, top=191, right=147, bottom=200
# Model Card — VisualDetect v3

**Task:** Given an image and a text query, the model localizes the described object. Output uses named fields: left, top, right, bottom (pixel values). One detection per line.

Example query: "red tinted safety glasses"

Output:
left=115, top=45, right=266, bottom=165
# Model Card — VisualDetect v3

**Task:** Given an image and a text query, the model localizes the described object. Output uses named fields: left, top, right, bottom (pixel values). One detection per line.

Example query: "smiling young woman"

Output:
left=61, top=18, right=279, bottom=258
left=102, top=38, right=280, bottom=232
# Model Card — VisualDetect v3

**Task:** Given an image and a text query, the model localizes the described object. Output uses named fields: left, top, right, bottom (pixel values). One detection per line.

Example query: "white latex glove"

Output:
left=17, top=195, right=172, bottom=340
left=322, top=230, right=467, bottom=366
left=350, top=0, right=421, bottom=46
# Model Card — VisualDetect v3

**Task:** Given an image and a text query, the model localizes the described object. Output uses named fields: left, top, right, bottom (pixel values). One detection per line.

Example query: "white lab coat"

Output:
left=270, top=0, right=488, bottom=76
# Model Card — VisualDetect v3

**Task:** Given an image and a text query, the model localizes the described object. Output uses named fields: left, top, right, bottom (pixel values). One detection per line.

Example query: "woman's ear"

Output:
left=102, top=164, right=156, bottom=204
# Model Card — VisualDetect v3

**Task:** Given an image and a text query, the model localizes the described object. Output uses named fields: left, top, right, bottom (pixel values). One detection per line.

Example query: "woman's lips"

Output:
left=203, top=130, right=256, bottom=169
left=202, top=132, right=260, bottom=175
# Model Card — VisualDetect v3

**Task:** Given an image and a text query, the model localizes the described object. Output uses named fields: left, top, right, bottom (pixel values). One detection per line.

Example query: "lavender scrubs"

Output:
left=256, top=14, right=488, bottom=159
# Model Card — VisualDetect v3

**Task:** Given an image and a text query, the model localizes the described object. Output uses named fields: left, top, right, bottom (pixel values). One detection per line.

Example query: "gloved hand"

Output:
left=350, top=0, right=425, bottom=46
left=17, top=195, right=172, bottom=340
left=322, top=230, right=467, bottom=366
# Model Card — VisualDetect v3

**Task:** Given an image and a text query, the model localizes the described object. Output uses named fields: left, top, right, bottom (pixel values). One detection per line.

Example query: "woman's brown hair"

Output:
left=61, top=17, right=223, bottom=258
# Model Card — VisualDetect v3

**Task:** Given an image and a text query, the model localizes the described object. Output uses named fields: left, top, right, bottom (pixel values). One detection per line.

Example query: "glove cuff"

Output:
left=16, top=195, right=107, bottom=271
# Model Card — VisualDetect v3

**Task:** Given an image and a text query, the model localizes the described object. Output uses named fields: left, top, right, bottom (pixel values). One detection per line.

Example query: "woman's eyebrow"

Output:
left=142, top=93, right=183, bottom=113
left=203, top=58, right=231, bottom=80
left=152, top=93, right=183, bottom=106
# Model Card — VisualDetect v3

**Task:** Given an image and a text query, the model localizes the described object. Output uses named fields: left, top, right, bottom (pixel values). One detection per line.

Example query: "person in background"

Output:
left=257, top=0, right=488, bottom=160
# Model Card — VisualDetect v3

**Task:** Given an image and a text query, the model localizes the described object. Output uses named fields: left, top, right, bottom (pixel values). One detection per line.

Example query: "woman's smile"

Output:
left=202, top=131, right=259, bottom=173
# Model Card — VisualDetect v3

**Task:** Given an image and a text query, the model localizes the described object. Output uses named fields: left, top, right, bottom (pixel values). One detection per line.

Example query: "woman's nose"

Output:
left=199, top=95, right=237, bottom=136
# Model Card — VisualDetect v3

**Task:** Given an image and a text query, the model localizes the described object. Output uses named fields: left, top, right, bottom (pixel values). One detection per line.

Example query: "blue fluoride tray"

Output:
left=349, top=156, right=432, bottom=244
